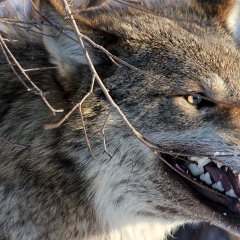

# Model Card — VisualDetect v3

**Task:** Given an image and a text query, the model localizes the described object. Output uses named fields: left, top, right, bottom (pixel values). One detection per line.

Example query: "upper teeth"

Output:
left=225, top=189, right=237, bottom=198
left=214, top=160, right=223, bottom=169
left=187, top=157, right=211, bottom=176
left=187, top=163, right=204, bottom=176
left=190, top=157, right=211, bottom=167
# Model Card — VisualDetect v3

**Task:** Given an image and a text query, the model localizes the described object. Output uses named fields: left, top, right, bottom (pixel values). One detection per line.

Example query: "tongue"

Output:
left=204, top=164, right=233, bottom=191
left=204, top=163, right=240, bottom=198
left=226, top=168, right=240, bottom=198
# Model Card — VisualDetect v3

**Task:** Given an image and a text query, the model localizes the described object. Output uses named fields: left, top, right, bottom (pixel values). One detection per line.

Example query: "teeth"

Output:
left=186, top=157, right=240, bottom=198
left=190, top=157, right=211, bottom=168
left=187, top=163, right=204, bottom=176
left=214, top=160, right=223, bottom=169
left=212, top=181, right=224, bottom=192
left=200, top=172, right=213, bottom=185
left=187, top=157, right=211, bottom=176
left=225, top=189, right=237, bottom=198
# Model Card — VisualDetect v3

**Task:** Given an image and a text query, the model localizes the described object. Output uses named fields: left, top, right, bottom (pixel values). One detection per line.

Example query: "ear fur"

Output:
left=195, top=0, right=240, bottom=42
left=0, top=0, right=41, bottom=43
left=0, top=0, right=39, bottom=21
left=40, top=0, right=103, bottom=77
left=226, top=0, right=240, bottom=42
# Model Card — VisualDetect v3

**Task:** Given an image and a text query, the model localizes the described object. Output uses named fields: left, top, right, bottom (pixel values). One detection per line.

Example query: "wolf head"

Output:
left=1, top=0, right=240, bottom=239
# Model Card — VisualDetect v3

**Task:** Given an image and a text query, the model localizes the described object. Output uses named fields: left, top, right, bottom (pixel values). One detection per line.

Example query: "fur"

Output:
left=1, top=0, right=240, bottom=239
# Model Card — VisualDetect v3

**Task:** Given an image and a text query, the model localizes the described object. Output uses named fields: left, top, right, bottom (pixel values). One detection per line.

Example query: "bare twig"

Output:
left=23, top=0, right=27, bottom=17
left=44, top=71, right=97, bottom=157
left=0, top=34, right=63, bottom=115
left=0, top=40, right=31, bottom=90
left=100, top=109, right=112, bottom=158
left=0, top=136, right=30, bottom=149
left=24, top=66, right=58, bottom=72
left=78, top=75, right=96, bottom=160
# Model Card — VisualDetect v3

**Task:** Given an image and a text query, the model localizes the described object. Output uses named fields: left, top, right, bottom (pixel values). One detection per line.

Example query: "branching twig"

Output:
left=58, top=0, right=162, bottom=154
left=0, top=40, right=31, bottom=90
left=44, top=71, right=97, bottom=158
left=0, top=34, right=63, bottom=115
left=28, top=2, right=240, bottom=109
left=78, top=75, right=96, bottom=160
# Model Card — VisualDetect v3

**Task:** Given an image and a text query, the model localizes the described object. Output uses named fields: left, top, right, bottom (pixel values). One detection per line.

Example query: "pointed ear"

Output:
left=195, top=0, right=240, bottom=42
left=40, top=0, right=112, bottom=77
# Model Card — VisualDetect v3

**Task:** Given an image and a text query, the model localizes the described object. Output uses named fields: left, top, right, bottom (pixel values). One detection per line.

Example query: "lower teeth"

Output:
left=225, top=189, right=237, bottom=198
left=212, top=181, right=224, bottom=192
left=200, top=172, right=212, bottom=185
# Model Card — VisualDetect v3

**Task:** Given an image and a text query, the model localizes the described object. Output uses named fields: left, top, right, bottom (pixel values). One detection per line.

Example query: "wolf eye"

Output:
left=185, top=93, right=215, bottom=108
left=187, top=95, right=202, bottom=105
left=186, top=95, right=202, bottom=106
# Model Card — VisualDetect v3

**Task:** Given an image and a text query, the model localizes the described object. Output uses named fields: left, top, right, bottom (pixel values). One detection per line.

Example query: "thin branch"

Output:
left=0, top=41, right=31, bottom=90
left=100, top=109, right=112, bottom=158
left=24, top=66, right=58, bottom=72
left=79, top=105, right=96, bottom=160
left=24, top=0, right=27, bottom=17
left=0, top=34, right=63, bottom=115
left=0, top=136, right=30, bottom=150
left=46, top=73, right=96, bottom=158
left=78, top=75, right=96, bottom=160
left=109, top=56, right=122, bottom=68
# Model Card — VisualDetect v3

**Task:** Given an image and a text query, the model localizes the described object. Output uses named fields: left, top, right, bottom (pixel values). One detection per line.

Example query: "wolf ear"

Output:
left=40, top=0, right=113, bottom=77
left=0, top=0, right=40, bottom=35
left=195, top=0, right=240, bottom=42
left=0, top=0, right=40, bottom=20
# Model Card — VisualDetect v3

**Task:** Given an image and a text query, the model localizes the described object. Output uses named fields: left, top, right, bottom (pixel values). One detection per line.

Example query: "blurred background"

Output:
left=168, top=223, right=240, bottom=240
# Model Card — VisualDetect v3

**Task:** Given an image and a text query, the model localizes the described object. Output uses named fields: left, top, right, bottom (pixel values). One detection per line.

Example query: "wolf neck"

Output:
left=90, top=223, right=179, bottom=240
left=82, top=133, right=181, bottom=240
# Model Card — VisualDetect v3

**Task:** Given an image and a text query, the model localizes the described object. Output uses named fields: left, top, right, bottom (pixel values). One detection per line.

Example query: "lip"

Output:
left=155, top=151, right=240, bottom=214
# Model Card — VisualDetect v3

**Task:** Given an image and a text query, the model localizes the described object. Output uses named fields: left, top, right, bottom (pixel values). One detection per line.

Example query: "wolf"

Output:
left=1, top=0, right=240, bottom=239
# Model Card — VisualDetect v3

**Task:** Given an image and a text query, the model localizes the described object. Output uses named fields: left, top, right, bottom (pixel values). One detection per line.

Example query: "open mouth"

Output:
left=156, top=152, right=240, bottom=214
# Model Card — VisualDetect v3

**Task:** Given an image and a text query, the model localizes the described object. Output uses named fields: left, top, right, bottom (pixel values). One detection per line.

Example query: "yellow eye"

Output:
left=187, top=95, right=202, bottom=105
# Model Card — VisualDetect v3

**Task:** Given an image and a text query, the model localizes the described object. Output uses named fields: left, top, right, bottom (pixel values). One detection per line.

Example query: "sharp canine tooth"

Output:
left=212, top=181, right=224, bottom=192
left=225, top=189, right=237, bottom=198
left=200, top=172, right=212, bottom=185
left=187, top=163, right=204, bottom=176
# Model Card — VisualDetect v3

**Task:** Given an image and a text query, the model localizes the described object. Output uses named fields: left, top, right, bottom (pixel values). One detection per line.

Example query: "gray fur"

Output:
left=1, top=0, right=240, bottom=239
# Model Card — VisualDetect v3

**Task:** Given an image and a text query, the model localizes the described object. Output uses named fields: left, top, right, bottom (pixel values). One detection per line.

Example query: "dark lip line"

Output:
left=155, top=151, right=240, bottom=214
